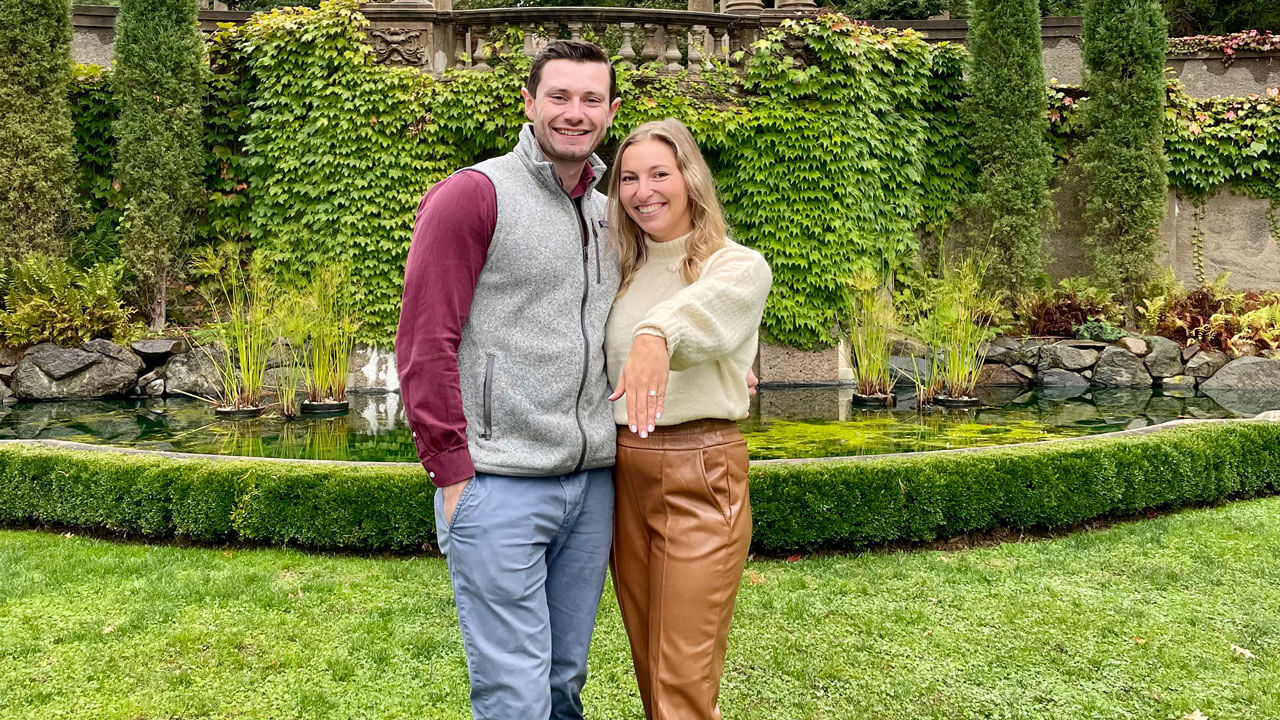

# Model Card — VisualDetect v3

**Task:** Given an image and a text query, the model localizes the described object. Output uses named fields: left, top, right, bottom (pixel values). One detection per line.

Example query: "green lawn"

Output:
left=3, top=497, right=1279, bottom=719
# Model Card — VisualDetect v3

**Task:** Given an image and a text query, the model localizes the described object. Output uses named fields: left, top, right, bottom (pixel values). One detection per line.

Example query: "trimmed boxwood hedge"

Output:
left=2, top=421, right=1278, bottom=553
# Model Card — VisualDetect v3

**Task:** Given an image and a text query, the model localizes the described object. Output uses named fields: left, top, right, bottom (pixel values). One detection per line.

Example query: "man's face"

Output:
left=522, top=59, right=621, bottom=166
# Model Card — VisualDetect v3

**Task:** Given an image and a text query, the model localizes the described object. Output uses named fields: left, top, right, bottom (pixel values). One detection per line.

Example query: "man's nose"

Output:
left=563, top=99, right=587, bottom=121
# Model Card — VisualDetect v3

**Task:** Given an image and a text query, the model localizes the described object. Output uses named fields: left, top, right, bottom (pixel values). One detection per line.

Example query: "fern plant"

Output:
left=0, top=253, right=139, bottom=346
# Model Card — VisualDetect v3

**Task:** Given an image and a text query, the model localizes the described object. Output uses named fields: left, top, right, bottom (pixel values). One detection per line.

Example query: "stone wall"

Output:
left=1047, top=181, right=1280, bottom=291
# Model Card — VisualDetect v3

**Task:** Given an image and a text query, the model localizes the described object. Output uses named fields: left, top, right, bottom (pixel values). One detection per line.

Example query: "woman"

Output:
left=605, top=118, right=772, bottom=720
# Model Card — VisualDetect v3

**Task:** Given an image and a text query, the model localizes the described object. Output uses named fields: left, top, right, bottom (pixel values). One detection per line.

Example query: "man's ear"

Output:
left=606, top=97, right=622, bottom=126
left=521, top=87, right=536, bottom=122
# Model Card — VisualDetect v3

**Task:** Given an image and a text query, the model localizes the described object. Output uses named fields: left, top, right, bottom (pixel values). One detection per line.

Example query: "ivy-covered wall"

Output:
left=64, top=0, right=1280, bottom=349
left=78, top=1, right=970, bottom=350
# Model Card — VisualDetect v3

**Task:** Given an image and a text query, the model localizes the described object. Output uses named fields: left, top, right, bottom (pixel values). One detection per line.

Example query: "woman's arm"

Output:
left=633, top=245, right=772, bottom=371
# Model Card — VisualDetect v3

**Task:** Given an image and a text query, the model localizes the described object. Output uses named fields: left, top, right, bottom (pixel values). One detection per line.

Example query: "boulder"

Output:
left=1186, top=349, right=1230, bottom=379
left=163, top=351, right=224, bottom=400
left=1256, top=410, right=1280, bottom=422
left=982, top=337, right=1022, bottom=365
left=1143, top=336, right=1184, bottom=378
left=1199, top=356, right=1280, bottom=391
left=12, top=341, right=143, bottom=400
left=1019, top=339, right=1046, bottom=366
left=145, top=379, right=165, bottom=397
left=1091, top=346, right=1153, bottom=388
left=1115, top=336, right=1149, bottom=357
left=0, top=382, right=14, bottom=405
left=1160, top=375, right=1197, bottom=391
left=1181, top=345, right=1201, bottom=362
left=26, top=343, right=99, bottom=380
left=1009, top=364, right=1036, bottom=381
left=890, top=334, right=931, bottom=359
left=0, top=365, right=14, bottom=385
left=0, top=346, right=23, bottom=366
left=1039, top=368, right=1091, bottom=388
left=976, top=363, right=1029, bottom=386
left=1058, top=339, right=1110, bottom=351
left=1037, top=344, right=1100, bottom=372
left=83, top=339, right=140, bottom=365
left=130, top=338, right=188, bottom=364
left=137, top=369, right=160, bottom=387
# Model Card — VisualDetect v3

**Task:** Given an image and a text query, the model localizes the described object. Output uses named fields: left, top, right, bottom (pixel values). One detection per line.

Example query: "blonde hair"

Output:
left=607, top=118, right=728, bottom=295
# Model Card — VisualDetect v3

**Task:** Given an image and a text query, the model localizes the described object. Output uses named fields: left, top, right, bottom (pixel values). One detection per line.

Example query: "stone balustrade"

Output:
left=359, top=4, right=781, bottom=75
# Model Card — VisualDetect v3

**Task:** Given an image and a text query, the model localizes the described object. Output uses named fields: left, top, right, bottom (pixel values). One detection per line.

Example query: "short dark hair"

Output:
left=526, top=40, right=618, bottom=102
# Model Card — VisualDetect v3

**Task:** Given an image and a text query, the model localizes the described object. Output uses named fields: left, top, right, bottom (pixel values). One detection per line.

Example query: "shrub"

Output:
left=0, top=253, right=140, bottom=346
left=114, top=0, right=206, bottom=331
left=1078, top=0, right=1169, bottom=316
left=960, top=0, right=1054, bottom=294
left=0, top=0, right=82, bottom=263
left=1016, top=277, right=1121, bottom=336
left=4, top=422, right=1279, bottom=552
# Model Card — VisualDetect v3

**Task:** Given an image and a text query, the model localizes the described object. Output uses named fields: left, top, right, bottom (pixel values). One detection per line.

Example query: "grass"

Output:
left=3, top=497, right=1280, bottom=719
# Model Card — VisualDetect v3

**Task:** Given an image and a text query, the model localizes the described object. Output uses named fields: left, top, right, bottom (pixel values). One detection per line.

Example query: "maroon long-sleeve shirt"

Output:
left=395, top=165, right=597, bottom=487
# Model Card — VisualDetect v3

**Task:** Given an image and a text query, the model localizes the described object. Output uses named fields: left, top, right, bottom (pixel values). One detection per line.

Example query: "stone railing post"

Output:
left=361, top=0, right=439, bottom=72
left=721, top=0, right=763, bottom=16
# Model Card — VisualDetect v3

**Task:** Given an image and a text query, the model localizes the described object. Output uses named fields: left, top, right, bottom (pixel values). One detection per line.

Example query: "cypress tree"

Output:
left=962, top=0, right=1054, bottom=294
left=114, top=0, right=205, bottom=331
left=0, top=0, right=81, bottom=264
left=1078, top=0, right=1168, bottom=314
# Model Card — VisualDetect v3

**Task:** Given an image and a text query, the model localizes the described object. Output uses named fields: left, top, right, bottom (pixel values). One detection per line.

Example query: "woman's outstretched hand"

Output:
left=609, top=334, right=670, bottom=438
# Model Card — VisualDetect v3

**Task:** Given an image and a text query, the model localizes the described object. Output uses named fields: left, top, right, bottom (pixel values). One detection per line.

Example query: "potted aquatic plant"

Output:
left=187, top=245, right=273, bottom=418
left=912, top=259, right=1002, bottom=407
left=300, top=267, right=359, bottom=416
left=846, top=269, right=898, bottom=407
left=271, top=290, right=310, bottom=420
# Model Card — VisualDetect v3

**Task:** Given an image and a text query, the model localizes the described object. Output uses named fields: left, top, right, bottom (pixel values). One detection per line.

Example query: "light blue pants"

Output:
left=435, top=469, right=614, bottom=720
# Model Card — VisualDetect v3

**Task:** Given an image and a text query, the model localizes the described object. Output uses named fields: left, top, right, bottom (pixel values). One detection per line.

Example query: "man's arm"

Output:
left=395, top=170, right=496, bottom=488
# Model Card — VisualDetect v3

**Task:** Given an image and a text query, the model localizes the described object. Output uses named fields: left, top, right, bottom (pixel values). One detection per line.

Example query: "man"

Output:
left=395, top=40, right=623, bottom=720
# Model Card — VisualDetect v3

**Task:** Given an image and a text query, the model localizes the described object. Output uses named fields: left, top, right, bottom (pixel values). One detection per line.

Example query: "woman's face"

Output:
left=617, top=138, right=693, bottom=243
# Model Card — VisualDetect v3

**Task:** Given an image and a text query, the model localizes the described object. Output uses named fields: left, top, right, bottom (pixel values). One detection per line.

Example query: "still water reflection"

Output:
left=2, top=385, right=1277, bottom=462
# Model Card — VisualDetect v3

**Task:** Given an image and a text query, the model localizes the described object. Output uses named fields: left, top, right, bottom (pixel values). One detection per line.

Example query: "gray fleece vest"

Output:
left=458, top=124, right=621, bottom=477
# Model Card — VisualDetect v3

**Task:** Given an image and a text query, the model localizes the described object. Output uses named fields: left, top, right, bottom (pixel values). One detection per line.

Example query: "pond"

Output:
left=2, top=385, right=1278, bottom=463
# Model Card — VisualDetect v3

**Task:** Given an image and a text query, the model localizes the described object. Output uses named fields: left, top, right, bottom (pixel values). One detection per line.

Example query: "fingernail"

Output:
left=630, top=425, right=636, bottom=433
left=647, top=424, right=654, bottom=432
left=639, top=430, right=647, bottom=438
left=655, top=411, right=662, bottom=419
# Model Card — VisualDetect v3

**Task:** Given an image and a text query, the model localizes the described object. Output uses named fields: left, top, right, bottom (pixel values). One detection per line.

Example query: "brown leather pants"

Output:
left=612, top=419, right=752, bottom=720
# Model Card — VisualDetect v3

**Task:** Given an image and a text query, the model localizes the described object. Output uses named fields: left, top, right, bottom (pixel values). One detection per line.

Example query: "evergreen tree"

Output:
left=114, top=0, right=205, bottom=330
left=0, top=0, right=81, bottom=264
left=961, top=0, right=1054, bottom=293
left=1078, top=0, right=1168, bottom=314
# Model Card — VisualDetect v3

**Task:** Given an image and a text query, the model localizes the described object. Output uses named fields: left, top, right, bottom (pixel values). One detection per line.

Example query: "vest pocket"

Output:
left=481, top=352, right=496, bottom=440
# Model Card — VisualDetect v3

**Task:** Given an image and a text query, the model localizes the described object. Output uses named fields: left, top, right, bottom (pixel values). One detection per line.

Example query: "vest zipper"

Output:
left=571, top=196, right=591, bottom=473
left=590, top=220, right=602, bottom=284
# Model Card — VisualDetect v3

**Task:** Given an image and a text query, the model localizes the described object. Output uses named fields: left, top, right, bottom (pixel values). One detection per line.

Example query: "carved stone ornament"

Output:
left=369, top=28, right=427, bottom=66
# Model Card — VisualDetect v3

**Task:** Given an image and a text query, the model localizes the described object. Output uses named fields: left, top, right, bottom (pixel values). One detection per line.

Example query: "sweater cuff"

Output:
left=633, top=325, right=673, bottom=357
left=420, top=444, right=475, bottom=488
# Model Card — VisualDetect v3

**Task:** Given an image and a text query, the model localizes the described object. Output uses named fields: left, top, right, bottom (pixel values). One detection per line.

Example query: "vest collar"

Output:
left=514, top=124, right=608, bottom=197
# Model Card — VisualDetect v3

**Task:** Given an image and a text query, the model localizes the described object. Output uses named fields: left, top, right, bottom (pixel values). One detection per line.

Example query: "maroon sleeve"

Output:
left=395, top=171, right=497, bottom=487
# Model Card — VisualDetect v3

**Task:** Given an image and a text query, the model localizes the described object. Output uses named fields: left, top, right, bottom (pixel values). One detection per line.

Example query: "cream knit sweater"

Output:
left=605, top=233, right=772, bottom=426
